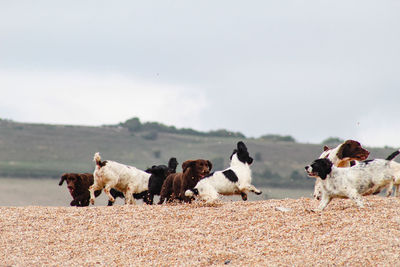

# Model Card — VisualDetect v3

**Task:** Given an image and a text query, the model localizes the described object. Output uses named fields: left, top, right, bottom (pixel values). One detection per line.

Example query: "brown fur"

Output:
left=158, top=159, right=212, bottom=204
left=336, top=140, right=370, bottom=162
left=59, top=173, right=101, bottom=207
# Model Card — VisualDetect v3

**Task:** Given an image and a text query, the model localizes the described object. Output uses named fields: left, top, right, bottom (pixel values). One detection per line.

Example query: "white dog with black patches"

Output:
left=185, top=141, right=262, bottom=203
left=305, top=149, right=400, bottom=211
left=89, top=153, right=151, bottom=205
left=313, top=140, right=370, bottom=200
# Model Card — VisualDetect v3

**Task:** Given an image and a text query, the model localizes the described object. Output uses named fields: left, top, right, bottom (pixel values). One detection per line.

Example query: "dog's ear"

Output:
left=59, top=173, right=67, bottom=186
left=323, top=146, right=330, bottom=151
left=337, top=140, right=363, bottom=159
left=318, top=159, right=332, bottom=180
left=337, top=143, right=350, bottom=159
left=237, top=141, right=247, bottom=152
left=182, top=160, right=195, bottom=173
left=207, top=160, right=213, bottom=171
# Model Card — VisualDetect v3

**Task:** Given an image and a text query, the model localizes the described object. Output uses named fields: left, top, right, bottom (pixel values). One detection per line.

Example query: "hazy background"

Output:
left=1, top=1, right=400, bottom=147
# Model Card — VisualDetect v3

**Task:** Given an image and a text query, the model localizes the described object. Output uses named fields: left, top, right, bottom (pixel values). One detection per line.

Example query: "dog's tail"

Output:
left=93, top=152, right=105, bottom=167
left=386, top=149, right=400, bottom=161
left=185, top=188, right=199, bottom=198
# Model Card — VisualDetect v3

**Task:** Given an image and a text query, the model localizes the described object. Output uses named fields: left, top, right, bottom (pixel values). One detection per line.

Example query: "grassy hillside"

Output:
left=0, top=119, right=396, bottom=189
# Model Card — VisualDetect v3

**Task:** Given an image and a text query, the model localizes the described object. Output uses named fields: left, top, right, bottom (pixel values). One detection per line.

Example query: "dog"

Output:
left=89, top=153, right=151, bottom=205
left=107, top=157, right=178, bottom=205
left=185, top=141, right=262, bottom=203
left=313, top=140, right=370, bottom=200
left=158, top=159, right=212, bottom=204
left=305, top=149, right=400, bottom=211
left=59, top=173, right=101, bottom=207
left=59, top=172, right=143, bottom=206
left=144, top=157, right=178, bottom=204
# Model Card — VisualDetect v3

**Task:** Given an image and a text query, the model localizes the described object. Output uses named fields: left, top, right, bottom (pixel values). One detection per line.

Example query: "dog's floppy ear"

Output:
left=59, top=173, right=67, bottom=186
left=182, top=160, right=195, bottom=173
left=323, top=146, right=330, bottom=151
left=318, top=159, right=333, bottom=180
left=337, top=142, right=351, bottom=160
left=207, top=160, right=213, bottom=171
left=237, top=141, right=247, bottom=152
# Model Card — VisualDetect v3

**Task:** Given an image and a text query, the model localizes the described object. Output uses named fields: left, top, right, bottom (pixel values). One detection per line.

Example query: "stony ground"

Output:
left=1, top=196, right=400, bottom=266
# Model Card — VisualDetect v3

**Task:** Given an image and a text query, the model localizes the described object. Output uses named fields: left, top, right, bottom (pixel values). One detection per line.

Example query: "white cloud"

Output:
left=0, top=70, right=208, bottom=129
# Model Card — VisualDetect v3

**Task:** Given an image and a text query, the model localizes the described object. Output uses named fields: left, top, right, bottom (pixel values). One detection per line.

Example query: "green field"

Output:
left=0, top=119, right=396, bottom=190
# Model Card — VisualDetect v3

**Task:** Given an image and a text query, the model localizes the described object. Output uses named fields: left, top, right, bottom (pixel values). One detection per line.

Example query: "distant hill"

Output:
left=0, top=118, right=395, bottom=189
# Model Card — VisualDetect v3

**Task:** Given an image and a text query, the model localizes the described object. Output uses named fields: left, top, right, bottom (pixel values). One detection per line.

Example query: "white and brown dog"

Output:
left=313, top=140, right=370, bottom=200
left=305, top=149, right=400, bottom=211
left=185, top=141, right=262, bottom=203
left=89, top=153, right=151, bottom=205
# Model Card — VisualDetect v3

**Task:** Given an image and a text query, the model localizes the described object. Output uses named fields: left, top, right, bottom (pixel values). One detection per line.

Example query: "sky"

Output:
left=1, top=1, right=400, bottom=147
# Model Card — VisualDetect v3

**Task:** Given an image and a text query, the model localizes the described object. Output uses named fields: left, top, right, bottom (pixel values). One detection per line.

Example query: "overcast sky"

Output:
left=1, top=1, right=399, bottom=147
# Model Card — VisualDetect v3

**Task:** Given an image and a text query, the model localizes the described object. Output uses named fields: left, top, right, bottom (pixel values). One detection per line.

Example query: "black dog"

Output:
left=144, top=157, right=178, bottom=204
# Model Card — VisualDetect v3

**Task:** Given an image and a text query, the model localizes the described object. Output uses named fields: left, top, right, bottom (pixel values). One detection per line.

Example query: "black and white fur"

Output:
left=89, top=152, right=151, bottom=205
left=305, top=149, right=400, bottom=211
left=185, top=141, right=262, bottom=203
left=313, top=140, right=369, bottom=200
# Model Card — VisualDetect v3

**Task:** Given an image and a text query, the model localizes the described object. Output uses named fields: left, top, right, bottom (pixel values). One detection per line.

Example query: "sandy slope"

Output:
left=1, top=196, right=400, bottom=266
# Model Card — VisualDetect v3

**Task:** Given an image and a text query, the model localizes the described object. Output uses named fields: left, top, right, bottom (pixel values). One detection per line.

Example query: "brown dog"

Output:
left=158, top=159, right=212, bottom=204
left=59, top=173, right=143, bottom=206
left=59, top=173, right=100, bottom=207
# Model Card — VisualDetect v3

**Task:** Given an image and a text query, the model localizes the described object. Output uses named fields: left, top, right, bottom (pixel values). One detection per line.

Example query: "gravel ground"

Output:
left=1, top=196, right=400, bottom=266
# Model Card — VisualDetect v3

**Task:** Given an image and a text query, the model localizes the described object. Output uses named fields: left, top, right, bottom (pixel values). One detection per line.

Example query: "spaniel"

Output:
left=305, top=149, right=400, bottom=211
left=185, top=141, right=261, bottom=203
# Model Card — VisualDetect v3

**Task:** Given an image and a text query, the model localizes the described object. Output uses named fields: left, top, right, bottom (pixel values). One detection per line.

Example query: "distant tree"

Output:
left=121, top=117, right=142, bottom=132
left=321, top=137, right=344, bottom=145
left=207, top=129, right=246, bottom=138
left=260, top=134, right=296, bottom=143
left=120, top=117, right=246, bottom=138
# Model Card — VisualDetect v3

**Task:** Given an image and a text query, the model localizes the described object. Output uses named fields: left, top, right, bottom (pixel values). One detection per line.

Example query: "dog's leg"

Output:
left=239, top=184, right=262, bottom=195
left=74, top=192, right=91, bottom=207
left=70, top=199, right=79, bottom=207
left=314, top=194, right=332, bottom=211
left=158, top=195, right=165, bottom=205
left=124, top=186, right=136, bottom=205
left=348, top=190, right=364, bottom=208
left=385, top=180, right=394, bottom=197
left=146, top=192, right=154, bottom=205
left=249, top=184, right=262, bottom=195
left=89, top=182, right=103, bottom=205
left=395, top=184, right=400, bottom=197
left=103, top=185, right=116, bottom=205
